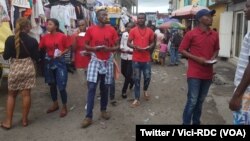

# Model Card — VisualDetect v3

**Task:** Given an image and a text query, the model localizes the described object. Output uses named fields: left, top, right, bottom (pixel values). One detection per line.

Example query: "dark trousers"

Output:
left=121, top=59, right=134, bottom=94
left=86, top=74, right=109, bottom=119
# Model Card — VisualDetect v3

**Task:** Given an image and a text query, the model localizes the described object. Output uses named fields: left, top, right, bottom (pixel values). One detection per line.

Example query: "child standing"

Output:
left=159, top=39, right=168, bottom=66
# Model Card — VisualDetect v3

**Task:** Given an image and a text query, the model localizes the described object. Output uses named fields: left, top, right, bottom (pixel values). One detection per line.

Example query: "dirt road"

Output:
left=0, top=59, right=234, bottom=141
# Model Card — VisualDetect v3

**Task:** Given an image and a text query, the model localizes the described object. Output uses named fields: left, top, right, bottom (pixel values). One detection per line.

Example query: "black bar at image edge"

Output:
left=136, top=125, right=250, bottom=140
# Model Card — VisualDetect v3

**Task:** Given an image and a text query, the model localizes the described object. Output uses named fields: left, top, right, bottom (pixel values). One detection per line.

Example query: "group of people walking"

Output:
left=1, top=3, right=250, bottom=130
left=0, top=9, right=155, bottom=129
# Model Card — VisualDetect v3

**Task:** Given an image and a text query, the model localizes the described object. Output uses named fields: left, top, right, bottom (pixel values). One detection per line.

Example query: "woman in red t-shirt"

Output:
left=39, top=19, right=70, bottom=118
left=72, top=20, right=91, bottom=72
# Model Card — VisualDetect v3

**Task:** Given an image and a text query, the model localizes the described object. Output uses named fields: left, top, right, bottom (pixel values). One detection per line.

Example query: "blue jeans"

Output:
left=109, top=78, right=115, bottom=100
left=170, top=47, right=179, bottom=65
left=86, top=74, right=109, bottom=119
left=49, top=69, right=67, bottom=104
left=132, top=62, right=151, bottom=100
left=183, top=78, right=212, bottom=125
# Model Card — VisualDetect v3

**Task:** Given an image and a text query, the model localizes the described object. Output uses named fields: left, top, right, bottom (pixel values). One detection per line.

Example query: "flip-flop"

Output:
left=144, top=92, right=150, bottom=101
left=0, top=122, right=11, bottom=130
left=130, top=100, right=140, bottom=108
left=46, top=107, right=59, bottom=114
left=60, top=110, right=68, bottom=118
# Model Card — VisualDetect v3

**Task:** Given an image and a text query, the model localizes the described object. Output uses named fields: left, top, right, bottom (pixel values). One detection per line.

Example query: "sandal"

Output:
left=60, top=108, right=68, bottom=118
left=0, top=122, right=11, bottom=130
left=46, top=106, right=59, bottom=114
left=144, top=92, right=150, bottom=101
left=130, top=100, right=140, bottom=108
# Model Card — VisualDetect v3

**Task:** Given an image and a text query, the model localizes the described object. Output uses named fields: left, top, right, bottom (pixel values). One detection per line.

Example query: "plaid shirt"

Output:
left=87, top=54, right=114, bottom=84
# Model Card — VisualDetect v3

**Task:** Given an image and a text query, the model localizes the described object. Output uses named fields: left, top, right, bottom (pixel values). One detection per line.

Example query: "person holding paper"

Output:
left=72, top=20, right=90, bottom=76
left=229, top=0, right=250, bottom=125
left=127, top=13, right=155, bottom=108
left=178, top=9, right=219, bottom=125
left=81, top=9, right=119, bottom=128
left=39, top=18, right=70, bottom=118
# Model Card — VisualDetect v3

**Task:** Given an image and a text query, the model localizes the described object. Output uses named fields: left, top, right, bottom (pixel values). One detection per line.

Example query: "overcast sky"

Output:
left=138, top=0, right=170, bottom=13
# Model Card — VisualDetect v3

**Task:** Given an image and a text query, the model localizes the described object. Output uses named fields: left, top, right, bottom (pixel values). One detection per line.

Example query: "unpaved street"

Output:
left=0, top=59, right=235, bottom=141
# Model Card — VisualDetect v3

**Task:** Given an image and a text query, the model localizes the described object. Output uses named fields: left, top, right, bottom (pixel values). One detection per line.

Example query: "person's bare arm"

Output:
left=229, top=58, right=250, bottom=111
left=211, top=50, right=219, bottom=60
left=146, top=35, right=156, bottom=51
left=104, top=40, right=120, bottom=52
left=61, top=48, right=69, bottom=55
left=85, top=40, right=99, bottom=52
left=127, top=38, right=144, bottom=52
left=180, top=50, right=206, bottom=65
left=127, top=38, right=135, bottom=49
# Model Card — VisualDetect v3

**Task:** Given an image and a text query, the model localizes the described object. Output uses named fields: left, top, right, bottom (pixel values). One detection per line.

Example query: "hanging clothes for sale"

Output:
left=0, top=22, right=13, bottom=53
left=33, top=0, right=45, bottom=18
left=12, top=6, right=28, bottom=28
left=12, top=0, right=31, bottom=9
left=50, top=2, right=77, bottom=33
left=0, top=0, right=10, bottom=22
left=90, top=10, right=98, bottom=25
left=29, top=0, right=45, bottom=42
left=74, top=2, right=84, bottom=19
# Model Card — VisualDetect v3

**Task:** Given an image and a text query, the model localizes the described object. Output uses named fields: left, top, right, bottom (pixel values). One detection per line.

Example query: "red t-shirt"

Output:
left=129, top=26, right=154, bottom=62
left=74, top=35, right=91, bottom=69
left=84, top=25, right=119, bottom=60
left=39, top=32, right=70, bottom=58
left=178, top=27, right=220, bottom=80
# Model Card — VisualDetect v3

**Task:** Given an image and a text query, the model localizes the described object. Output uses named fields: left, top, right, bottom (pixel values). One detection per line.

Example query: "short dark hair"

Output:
left=138, top=13, right=146, bottom=19
left=96, top=9, right=107, bottom=17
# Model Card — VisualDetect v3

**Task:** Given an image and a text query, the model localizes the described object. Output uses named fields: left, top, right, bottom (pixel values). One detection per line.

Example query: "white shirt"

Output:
left=234, top=32, right=250, bottom=92
left=120, top=32, right=133, bottom=60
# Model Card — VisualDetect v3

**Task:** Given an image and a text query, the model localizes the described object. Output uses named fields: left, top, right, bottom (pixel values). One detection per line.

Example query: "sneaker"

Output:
left=130, top=100, right=140, bottom=108
left=101, top=111, right=111, bottom=120
left=81, top=118, right=92, bottom=128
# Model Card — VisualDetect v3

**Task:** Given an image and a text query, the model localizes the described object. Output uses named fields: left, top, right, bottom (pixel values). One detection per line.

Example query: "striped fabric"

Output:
left=234, top=32, right=250, bottom=92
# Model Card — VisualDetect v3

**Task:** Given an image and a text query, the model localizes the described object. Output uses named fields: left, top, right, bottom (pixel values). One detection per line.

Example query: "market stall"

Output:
left=0, top=0, right=12, bottom=85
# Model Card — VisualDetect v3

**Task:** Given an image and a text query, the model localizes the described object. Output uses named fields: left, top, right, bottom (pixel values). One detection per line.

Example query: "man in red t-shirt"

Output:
left=127, top=13, right=155, bottom=108
left=178, top=9, right=219, bottom=125
left=81, top=9, right=119, bottom=128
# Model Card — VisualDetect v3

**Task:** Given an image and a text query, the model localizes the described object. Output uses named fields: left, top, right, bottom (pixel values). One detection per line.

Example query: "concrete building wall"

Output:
left=209, top=4, right=227, bottom=31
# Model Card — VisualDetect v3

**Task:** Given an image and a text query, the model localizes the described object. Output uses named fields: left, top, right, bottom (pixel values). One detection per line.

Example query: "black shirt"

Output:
left=3, top=32, right=39, bottom=62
